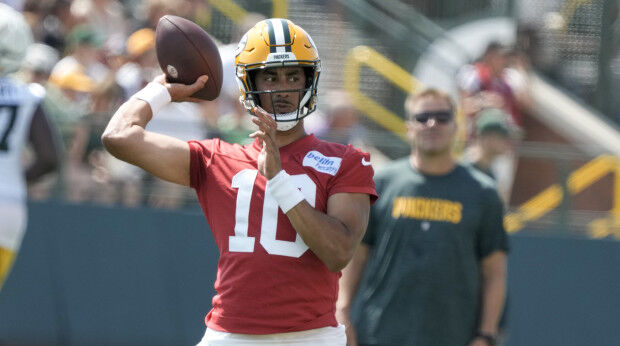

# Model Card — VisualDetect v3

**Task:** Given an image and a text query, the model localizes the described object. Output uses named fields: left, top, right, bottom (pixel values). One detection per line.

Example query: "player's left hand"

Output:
left=250, top=106, right=282, bottom=179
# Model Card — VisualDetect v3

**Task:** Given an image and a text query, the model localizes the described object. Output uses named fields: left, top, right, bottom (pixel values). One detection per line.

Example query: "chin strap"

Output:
left=268, top=110, right=300, bottom=131
left=275, top=120, right=299, bottom=131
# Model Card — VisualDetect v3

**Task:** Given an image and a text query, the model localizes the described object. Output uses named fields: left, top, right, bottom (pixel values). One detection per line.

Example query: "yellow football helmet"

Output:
left=234, top=18, right=321, bottom=122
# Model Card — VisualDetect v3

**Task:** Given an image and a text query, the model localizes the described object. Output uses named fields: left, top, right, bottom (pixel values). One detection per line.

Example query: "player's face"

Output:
left=254, top=66, right=306, bottom=115
left=407, top=96, right=457, bottom=156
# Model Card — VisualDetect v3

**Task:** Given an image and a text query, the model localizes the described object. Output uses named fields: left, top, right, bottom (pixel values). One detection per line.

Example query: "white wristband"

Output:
left=267, top=170, right=305, bottom=213
left=132, top=82, right=171, bottom=115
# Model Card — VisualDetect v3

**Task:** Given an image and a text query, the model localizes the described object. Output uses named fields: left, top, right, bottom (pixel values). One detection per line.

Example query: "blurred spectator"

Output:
left=56, top=24, right=110, bottom=83
left=337, top=88, right=508, bottom=346
left=457, top=43, right=530, bottom=204
left=457, top=42, right=524, bottom=137
left=462, top=108, right=516, bottom=205
left=20, top=43, right=60, bottom=85
left=464, top=108, right=512, bottom=179
left=70, top=0, right=128, bottom=54
left=47, top=42, right=97, bottom=202
left=66, top=77, right=139, bottom=205
left=46, top=23, right=111, bottom=153
left=48, top=45, right=96, bottom=133
left=17, top=43, right=62, bottom=200
left=22, top=0, right=76, bottom=52
left=0, top=2, right=60, bottom=291
left=115, top=27, right=158, bottom=98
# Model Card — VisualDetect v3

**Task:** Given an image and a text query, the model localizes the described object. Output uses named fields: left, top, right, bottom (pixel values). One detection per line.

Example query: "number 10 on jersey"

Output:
left=229, top=169, right=315, bottom=258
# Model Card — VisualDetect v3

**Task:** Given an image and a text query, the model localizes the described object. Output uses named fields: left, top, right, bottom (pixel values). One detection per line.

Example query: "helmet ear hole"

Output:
left=303, top=67, right=314, bottom=89
left=247, top=70, right=262, bottom=107
left=248, top=70, right=257, bottom=90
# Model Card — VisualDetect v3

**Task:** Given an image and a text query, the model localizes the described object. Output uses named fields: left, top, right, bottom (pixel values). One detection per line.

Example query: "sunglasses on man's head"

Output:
left=411, top=111, right=453, bottom=124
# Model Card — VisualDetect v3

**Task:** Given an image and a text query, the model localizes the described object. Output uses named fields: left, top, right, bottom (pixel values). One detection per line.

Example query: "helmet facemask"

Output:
left=241, top=64, right=320, bottom=131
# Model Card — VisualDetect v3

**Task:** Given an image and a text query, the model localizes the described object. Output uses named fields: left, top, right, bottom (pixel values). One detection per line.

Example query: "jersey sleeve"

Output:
left=477, top=186, right=509, bottom=258
left=188, top=139, right=217, bottom=190
left=328, top=145, right=378, bottom=204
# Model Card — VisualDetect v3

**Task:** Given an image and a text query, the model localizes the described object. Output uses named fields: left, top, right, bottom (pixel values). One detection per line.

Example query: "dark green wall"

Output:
left=506, top=233, right=620, bottom=345
left=0, top=201, right=218, bottom=345
left=1, top=201, right=619, bottom=345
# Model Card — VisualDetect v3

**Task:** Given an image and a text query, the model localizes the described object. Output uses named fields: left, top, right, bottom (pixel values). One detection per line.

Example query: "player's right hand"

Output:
left=250, top=106, right=282, bottom=180
left=153, top=74, right=208, bottom=103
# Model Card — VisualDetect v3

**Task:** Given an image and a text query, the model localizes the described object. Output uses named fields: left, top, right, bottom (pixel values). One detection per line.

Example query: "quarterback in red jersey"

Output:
left=103, top=18, right=376, bottom=345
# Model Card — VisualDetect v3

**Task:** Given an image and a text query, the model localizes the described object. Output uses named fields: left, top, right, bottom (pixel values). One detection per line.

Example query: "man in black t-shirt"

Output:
left=337, top=88, right=508, bottom=346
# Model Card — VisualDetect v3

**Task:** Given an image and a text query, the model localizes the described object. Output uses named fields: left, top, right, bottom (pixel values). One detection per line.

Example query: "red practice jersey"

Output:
left=188, top=134, right=377, bottom=334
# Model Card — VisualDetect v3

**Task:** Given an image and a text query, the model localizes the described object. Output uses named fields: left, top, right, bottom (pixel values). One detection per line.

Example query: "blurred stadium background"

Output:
left=1, top=0, right=619, bottom=345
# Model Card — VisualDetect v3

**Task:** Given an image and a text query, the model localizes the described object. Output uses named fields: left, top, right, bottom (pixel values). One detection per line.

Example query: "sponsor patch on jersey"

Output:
left=302, top=151, right=342, bottom=176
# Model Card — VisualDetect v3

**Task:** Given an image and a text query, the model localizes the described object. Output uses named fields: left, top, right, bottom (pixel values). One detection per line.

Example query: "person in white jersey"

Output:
left=0, top=4, right=60, bottom=291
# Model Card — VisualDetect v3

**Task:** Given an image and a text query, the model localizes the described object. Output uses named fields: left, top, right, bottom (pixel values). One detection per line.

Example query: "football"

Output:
left=155, top=15, right=223, bottom=100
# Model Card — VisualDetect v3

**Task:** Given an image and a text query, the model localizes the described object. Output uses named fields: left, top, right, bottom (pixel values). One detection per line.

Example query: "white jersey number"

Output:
left=229, top=169, right=315, bottom=258
left=0, top=105, right=19, bottom=152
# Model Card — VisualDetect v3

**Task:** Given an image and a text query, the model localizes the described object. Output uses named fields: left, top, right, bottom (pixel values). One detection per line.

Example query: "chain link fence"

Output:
left=516, top=0, right=617, bottom=122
